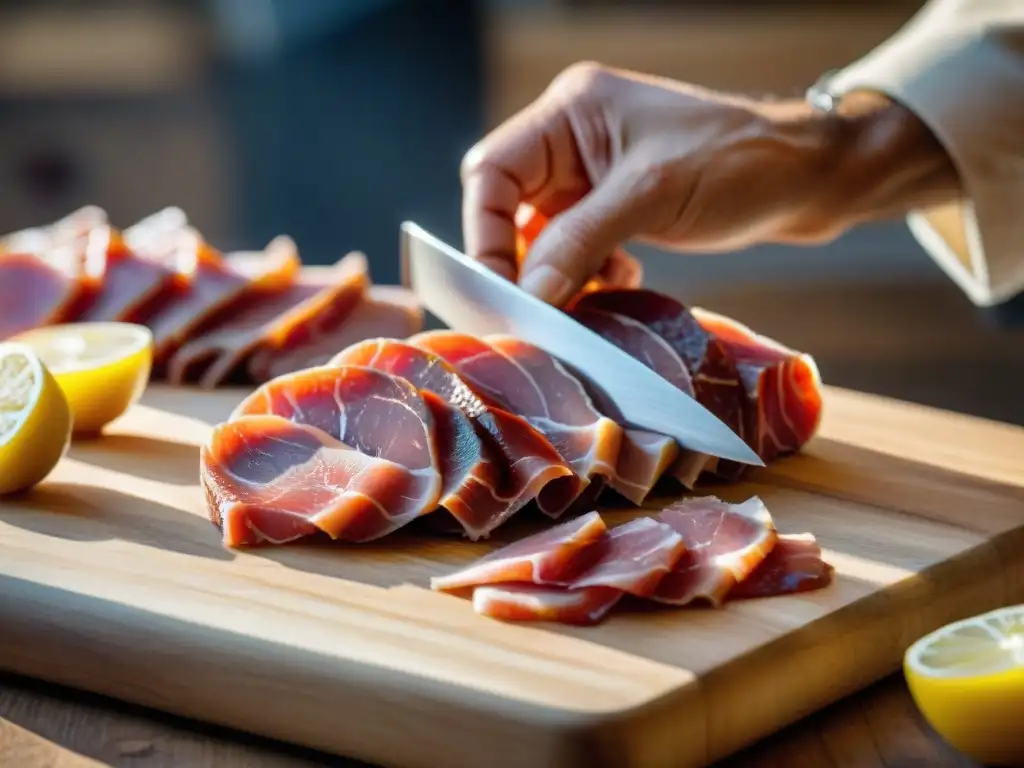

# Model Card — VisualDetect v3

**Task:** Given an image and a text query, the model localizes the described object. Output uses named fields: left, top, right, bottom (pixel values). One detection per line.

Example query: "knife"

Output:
left=399, top=221, right=764, bottom=467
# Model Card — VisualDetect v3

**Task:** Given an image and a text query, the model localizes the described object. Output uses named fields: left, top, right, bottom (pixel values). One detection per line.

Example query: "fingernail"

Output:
left=520, top=265, right=572, bottom=305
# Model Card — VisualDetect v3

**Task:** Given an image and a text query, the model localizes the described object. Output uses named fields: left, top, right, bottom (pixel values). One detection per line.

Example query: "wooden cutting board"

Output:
left=1, top=384, right=1022, bottom=768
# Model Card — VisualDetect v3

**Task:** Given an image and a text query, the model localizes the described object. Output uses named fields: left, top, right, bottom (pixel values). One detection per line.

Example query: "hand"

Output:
left=460, top=62, right=959, bottom=305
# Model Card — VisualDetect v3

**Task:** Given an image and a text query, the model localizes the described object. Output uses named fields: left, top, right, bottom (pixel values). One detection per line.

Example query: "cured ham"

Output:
left=331, top=338, right=578, bottom=539
left=146, top=232, right=300, bottom=368
left=514, top=203, right=643, bottom=293
left=568, top=288, right=751, bottom=481
left=692, top=308, right=823, bottom=463
left=729, top=533, right=833, bottom=599
left=409, top=330, right=615, bottom=516
left=430, top=510, right=607, bottom=591
left=653, top=496, right=777, bottom=607
left=168, top=252, right=369, bottom=388
left=219, top=365, right=444, bottom=541
left=446, top=515, right=688, bottom=625
left=569, top=305, right=705, bottom=495
left=0, top=248, right=103, bottom=340
left=76, top=225, right=181, bottom=325
left=202, top=415, right=434, bottom=547
left=247, top=286, right=424, bottom=384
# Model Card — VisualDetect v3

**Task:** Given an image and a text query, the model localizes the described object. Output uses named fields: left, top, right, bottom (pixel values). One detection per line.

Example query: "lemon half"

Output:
left=0, top=342, right=73, bottom=495
left=904, top=604, right=1024, bottom=766
left=15, top=322, right=153, bottom=436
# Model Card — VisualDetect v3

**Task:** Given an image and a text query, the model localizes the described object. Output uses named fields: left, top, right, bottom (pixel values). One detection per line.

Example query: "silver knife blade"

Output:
left=400, top=221, right=764, bottom=467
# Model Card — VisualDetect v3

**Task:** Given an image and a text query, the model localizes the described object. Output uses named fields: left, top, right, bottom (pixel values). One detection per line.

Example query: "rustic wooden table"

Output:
left=0, top=671, right=977, bottom=767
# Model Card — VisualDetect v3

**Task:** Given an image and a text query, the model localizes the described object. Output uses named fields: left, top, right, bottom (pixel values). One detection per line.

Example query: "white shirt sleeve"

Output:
left=825, top=0, right=1024, bottom=307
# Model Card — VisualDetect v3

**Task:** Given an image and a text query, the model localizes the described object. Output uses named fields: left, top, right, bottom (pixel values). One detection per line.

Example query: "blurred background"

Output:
left=0, top=0, right=1020, bottom=423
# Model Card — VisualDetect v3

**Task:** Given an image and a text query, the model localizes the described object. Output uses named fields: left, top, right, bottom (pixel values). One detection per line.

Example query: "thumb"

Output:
left=519, top=162, right=652, bottom=305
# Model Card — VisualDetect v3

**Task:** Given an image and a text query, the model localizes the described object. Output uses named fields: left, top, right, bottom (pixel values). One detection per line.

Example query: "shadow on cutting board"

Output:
left=68, top=434, right=201, bottom=487
left=2, top=483, right=235, bottom=562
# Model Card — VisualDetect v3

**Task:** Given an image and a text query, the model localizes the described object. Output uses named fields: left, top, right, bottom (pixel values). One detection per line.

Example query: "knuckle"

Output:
left=550, top=61, right=615, bottom=103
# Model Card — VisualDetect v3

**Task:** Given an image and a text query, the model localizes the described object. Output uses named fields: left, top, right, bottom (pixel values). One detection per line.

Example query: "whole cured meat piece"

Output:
left=227, top=365, right=444, bottom=541
left=247, top=286, right=424, bottom=383
left=430, top=511, right=607, bottom=592
left=728, top=533, right=833, bottom=600
left=570, top=305, right=707, bottom=495
left=146, top=230, right=300, bottom=368
left=568, top=288, right=750, bottom=481
left=692, top=308, right=823, bottom=462
left=168, top=252, right=369, bottom=388
left=409, top=330, right=606, bottom=517
left=469, top=516, right=687, bottom=625
left=332, top=339, right=577, bottom=539
left=202, top=415, right=433, bottom=547
left=653, top=495, right=778, bottom=607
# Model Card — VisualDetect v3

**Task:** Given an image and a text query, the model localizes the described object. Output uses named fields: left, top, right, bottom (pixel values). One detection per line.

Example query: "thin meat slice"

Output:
left=146, top=230, right=300, bottom=368
left=202, top=415, right=432, bottom=547
left=568, top=289, right=750, bottom=481
left=473, top=584, right=623, bottom=626
left=247, top=286, right=424, bottom=383
left=0, top=205, right=108, bottom=256
left=485, top=334, right=623, bottom=490
left=653, top=495, right=778, bottom=607
left=515, top=203, right=643, bottom=294
left=0, top=249, right=103, bottom=339
left=77, top=225, right=181, bottom=324
left=692, top=308, right=824, bottom=463
left=409, top=330, right=598, bottom=517
left=229, top=365, right=444, bottom=540
left=469, top=517, right=687, bottom=625
left=430, top=511, right=607, bottom=592
left=331, top=338, right=577, bottom=539
left=729, top=533, right=833, bottom=600
left=168, top=251, right=369, bottom=388
left=570, top=305, right=705, bottom=497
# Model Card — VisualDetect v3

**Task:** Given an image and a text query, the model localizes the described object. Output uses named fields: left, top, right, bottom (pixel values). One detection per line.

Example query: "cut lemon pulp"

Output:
left=0, top=342, right=73, bottom=495
left=903, top=604, right=1024, bottom=766
left=14, top=322, right=153, bottom=436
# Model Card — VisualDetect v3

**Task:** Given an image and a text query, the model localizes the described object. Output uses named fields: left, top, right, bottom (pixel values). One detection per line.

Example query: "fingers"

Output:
left=461, top=98, right=586, bottom=282
left=518, top=157, right=653, bottom=305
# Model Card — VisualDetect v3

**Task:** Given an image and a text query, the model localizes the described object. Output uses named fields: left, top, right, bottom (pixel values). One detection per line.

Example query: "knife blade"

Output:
left=400, top=221, right=764, bottom=467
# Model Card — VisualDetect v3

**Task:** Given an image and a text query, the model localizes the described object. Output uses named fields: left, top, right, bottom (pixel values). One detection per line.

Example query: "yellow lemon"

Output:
left=904, top=604, right=1024, bottom=766
left=0, top=342, right=73, bottom=495
left=15, top=322, right=153, bottom=437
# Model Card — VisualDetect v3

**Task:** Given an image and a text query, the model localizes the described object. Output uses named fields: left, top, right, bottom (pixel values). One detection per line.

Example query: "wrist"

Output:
left=778, top=91, right=962, bottom=241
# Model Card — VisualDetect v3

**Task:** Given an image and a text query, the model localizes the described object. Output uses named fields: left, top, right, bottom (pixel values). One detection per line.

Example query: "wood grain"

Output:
left=0, top=672, right=981, bottom=768
left=0, top=384, right=1022, bottom=768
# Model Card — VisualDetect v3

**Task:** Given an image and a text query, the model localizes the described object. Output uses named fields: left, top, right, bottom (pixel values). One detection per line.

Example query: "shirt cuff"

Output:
left=823, top=2, right=1024, bottom=306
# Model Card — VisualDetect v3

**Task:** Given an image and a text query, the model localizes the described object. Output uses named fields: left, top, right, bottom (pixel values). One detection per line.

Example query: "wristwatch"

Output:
left=805, top=69, right=841, bottom=114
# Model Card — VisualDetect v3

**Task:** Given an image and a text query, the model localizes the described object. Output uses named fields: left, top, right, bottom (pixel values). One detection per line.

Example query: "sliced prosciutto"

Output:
left=692, top=308, right=823, bottom=463
left=569, top=305, right=705, bottom=496
left=146, top=231, right=300, bottom=368
left=461, top=516, right=687, bottom=625
left=168, top=251, right=369, bottom=388
left=332, top=338, right=578, bottom=538
left=430, top=510, right=607, bottom=592
left=409, top=330, right=614, bottom=516
left=653, top=496, right=777, bottom=607
left=514, top=203, right=643, bottom=294
left=224, top=365, right=443, bottom=541
left=729, top=533, right=833, bottom=600
left=202, top=415, right=434, bottom=546
left=77, top=228, right=179, bottom=324
left=568, top=288, right=750, bottom=480
left=0, top=249, right=103, bottom=339
left=247, top=286, right=424, bottom=383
